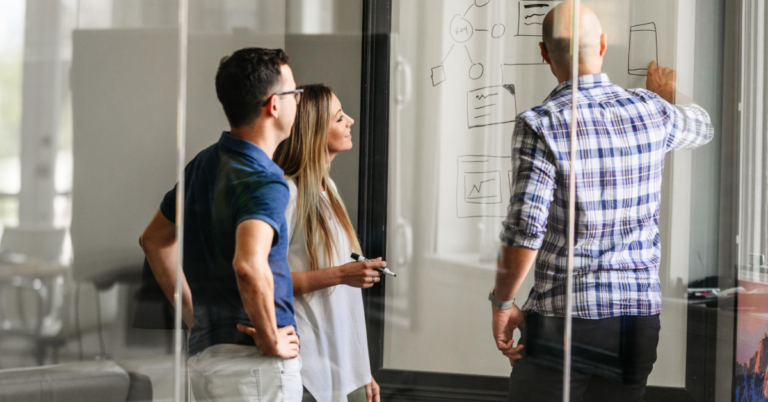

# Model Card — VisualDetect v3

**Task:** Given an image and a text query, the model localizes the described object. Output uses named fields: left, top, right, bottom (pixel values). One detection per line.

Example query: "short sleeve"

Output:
left=159, top=185, right=177, bottom=223
left=235, top=176, right=290, bottom=247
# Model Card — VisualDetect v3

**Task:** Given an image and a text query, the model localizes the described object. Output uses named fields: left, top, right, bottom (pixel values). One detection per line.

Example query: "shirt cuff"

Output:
left=499, top=228, right=543, bottom=250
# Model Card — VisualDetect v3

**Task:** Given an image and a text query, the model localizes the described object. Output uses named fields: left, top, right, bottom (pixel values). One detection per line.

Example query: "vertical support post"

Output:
left=563, top=2, right=580, bottom=401
left=174, top=0, right=189, bottom=400
left=19, top=0, right=63, bottom=228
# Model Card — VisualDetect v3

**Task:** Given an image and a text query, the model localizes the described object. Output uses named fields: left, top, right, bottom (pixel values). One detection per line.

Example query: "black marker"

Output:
left=351, top=253, right=397, bottom=277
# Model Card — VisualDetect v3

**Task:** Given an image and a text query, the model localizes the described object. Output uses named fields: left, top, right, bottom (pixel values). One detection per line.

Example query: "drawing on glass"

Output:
left=431, top=65, right=447, bottom=86
left=467, top=85, right=517, bottom=128
left=517, top=0, right=563, bottom=37
left=457, top=156, right=513, bottom=218
left=465, top=171, right=501, bottom=203
left=430, top=0, right=504, bottom=86
left=628, top=22, right=658, bottom=76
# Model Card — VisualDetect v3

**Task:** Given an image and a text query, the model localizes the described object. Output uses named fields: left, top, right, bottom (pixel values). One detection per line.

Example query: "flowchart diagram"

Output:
left=430, top=0, right=508, bottom=87
left=430, top=0, right=562, bottom=129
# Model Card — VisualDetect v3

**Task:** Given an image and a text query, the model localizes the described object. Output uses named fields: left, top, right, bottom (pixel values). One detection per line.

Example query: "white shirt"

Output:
left=285, top=178, right=371, bottom=402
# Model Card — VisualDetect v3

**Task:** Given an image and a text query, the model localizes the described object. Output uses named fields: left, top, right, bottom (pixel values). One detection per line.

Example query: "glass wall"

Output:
left=0, top=0, right=364, bottom=401
left=0, top=0, right=182, bottom=401
left=1, top=0, right=765, bottom=401
left=383, top=0, right=760, bottom=401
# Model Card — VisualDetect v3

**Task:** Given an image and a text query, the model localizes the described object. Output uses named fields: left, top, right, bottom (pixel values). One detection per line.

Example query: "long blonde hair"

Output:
left=274, top=84, right=362, bottom=273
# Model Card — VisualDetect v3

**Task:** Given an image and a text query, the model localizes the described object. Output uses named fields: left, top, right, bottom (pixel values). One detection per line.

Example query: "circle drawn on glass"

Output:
left=450, top=15, right=474, bottom=43
left=491, top=24, right=506, bottom=38
left=469, top=63, right=484, bottom=80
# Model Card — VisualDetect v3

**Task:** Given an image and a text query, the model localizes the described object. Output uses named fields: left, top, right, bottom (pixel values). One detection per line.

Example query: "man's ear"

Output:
left=599, top=33, right=607, bottom=57
left=540, top=42, right=552, bottom=65
left=265, top=96, right=279, bottom=119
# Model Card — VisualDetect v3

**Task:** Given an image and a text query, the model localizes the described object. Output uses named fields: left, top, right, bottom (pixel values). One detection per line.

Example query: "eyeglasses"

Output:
left=261, top=89, right=304, bottom=107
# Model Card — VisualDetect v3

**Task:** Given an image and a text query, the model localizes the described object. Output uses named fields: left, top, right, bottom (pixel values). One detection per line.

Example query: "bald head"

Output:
left=541, top=1, right=606, bottom=80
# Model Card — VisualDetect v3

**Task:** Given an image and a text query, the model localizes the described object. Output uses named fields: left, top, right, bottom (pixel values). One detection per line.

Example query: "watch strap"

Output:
left=488, top=290, right=515, bottom=310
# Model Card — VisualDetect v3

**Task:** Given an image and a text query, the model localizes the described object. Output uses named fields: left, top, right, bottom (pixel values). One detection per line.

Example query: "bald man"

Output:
left=489, top=2, right=713, bottom=401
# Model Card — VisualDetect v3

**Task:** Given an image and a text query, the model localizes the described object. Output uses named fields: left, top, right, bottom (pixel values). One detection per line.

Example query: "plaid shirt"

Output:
left=500, top=73, right=713, bottom=319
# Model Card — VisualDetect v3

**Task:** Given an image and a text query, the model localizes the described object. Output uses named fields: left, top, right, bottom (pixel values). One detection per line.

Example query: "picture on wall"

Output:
left=734, top=280, right=768, bottom=402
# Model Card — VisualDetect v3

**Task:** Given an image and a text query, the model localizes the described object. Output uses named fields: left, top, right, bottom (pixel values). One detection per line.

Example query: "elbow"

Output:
left=233, top=260, right=272, bottom=285
left=233, top=261, right=261, bottom=282
left=233, top=262, right=253, bottom=281
left=139, top=232, right=160, bottom=255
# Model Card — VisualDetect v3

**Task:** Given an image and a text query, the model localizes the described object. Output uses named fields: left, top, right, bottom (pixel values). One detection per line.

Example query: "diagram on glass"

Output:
left=430, top=0, right=506, bottom=87
left=457, top=155, right=512, bottom=218
left=465, top=172, right=501, bottom=203
left=467, top=84, right=517, bottom=128
left=628, top=22, right=658, bottom=76
left=516, top=0, right=563, bottom=36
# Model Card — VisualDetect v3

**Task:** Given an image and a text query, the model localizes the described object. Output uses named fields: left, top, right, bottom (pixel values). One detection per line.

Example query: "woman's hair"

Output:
left=274, top=84, right=361, bottom=273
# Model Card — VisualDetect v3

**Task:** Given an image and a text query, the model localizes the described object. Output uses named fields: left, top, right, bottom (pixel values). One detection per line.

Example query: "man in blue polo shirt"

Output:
left=140, top=48, right=305, bottom=401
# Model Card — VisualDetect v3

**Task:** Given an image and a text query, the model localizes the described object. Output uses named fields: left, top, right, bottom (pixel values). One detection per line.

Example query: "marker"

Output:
left=351, top=253, right=397, bottom=277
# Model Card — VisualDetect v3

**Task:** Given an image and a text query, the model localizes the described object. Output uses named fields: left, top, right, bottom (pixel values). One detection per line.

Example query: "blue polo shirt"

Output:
left=159, top=132, right=296, bottom=356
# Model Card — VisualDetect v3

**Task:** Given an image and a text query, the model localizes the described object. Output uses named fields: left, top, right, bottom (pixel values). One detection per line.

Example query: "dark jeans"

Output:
left=508, top=313, right=661, bottom=402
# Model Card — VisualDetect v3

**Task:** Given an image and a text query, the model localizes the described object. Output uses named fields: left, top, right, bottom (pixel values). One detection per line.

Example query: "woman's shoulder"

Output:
left=285, top=176, right=298, bottom=198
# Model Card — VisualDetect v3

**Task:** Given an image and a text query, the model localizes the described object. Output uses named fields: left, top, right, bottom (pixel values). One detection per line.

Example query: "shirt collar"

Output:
left=547, top=73, right=613, bottom=98
left=218, top=132, right=280, bottom=172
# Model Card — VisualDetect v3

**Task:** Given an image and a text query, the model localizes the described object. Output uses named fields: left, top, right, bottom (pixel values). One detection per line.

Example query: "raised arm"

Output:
left=646, top=60, right=714, bottom=152
left=139, top=209, right=194, bottom=328
left=233, top=219, right=299, bottom=358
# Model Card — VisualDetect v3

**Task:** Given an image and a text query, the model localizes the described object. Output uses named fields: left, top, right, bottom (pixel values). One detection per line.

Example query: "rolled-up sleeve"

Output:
left=499, top=119, right=557, bottom=250
left=664, top=102, right=714, bottom=151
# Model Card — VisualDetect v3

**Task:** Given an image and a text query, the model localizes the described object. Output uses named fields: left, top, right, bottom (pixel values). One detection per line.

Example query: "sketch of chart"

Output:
left=465, top=171, right=501, bottom=203
left=467, top=85, right=517, bottom=129
left=457, top=156, right=513, bottom=218
left=628, top=22, right=658, bottom=76
left=517, top=0, right=563, bottom=36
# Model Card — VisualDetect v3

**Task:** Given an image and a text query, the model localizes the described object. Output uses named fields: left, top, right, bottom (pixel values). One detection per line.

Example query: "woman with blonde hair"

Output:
left=240, top=84, right=384, bottom=402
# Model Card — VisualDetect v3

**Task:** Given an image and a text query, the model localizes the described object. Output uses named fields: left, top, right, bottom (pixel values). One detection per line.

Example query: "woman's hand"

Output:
left=336, top=257, right=385, bottom=288
left=365, top=376, right=380, bottom=402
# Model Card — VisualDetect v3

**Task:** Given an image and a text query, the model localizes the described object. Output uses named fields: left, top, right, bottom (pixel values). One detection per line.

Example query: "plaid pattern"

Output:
left=500, top=73, right=713, bottom=319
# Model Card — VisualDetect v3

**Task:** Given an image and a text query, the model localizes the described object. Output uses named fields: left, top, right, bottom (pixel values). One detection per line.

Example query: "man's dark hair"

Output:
left=215, top=48, right=290, bottom=128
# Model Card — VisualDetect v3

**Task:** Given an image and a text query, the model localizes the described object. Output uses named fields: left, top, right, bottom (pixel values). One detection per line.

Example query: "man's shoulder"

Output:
left=518, top=98, right=568, bottom=129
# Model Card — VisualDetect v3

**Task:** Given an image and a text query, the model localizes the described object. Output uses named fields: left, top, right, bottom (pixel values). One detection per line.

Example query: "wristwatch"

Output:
left=488, top=289, right=515, bottom=310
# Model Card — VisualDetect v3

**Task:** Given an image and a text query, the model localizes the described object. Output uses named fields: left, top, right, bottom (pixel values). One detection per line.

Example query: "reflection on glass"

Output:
left=0, top=1, right=181, bottom=401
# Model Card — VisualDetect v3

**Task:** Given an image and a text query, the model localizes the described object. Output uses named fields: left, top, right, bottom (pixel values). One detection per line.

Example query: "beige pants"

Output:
left=189, top=344, right=303, bottom=402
